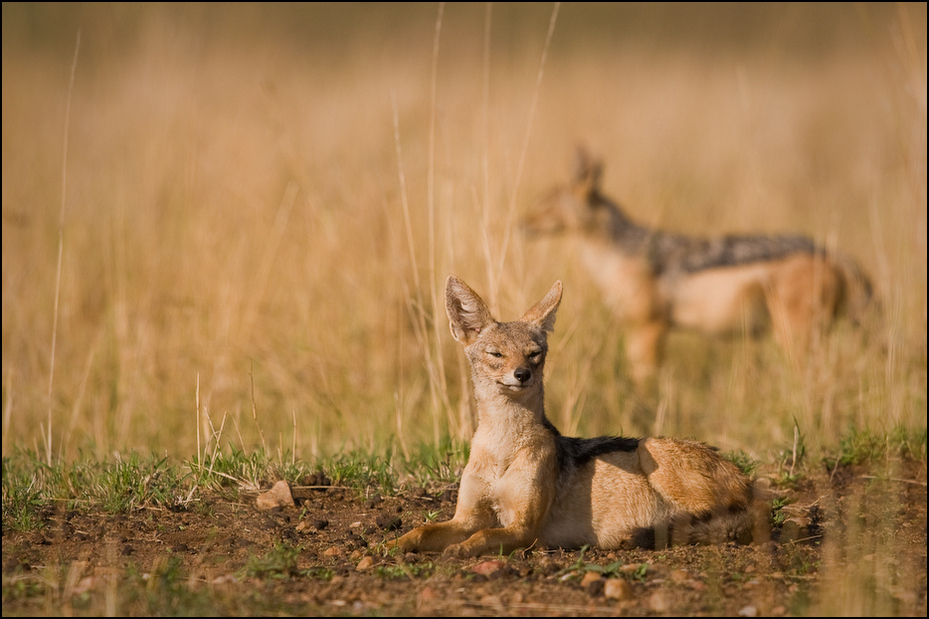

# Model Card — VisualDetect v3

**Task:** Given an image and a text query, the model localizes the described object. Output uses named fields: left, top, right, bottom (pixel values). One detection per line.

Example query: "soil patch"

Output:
left=3, top=461, right=925, bottom=616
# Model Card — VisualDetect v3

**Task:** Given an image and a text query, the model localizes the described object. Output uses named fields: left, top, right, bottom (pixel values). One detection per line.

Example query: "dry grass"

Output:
left=2, top=3, right=925, bottom=464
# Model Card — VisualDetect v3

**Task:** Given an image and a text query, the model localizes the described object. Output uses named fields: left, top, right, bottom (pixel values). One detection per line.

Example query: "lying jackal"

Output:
left=390, top=275, right=756, bottom=558
left=522, top=148, right=875, bottom=388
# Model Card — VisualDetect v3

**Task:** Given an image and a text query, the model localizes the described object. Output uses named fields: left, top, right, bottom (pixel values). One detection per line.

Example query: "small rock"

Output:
left=604, top=578, right=634, bottom=600
left=580, top=571, right=602, bottom=587
left=419, top=585, right=439, bottom=602
left=470, top=559, right=507, bottom=576
left=356, top=555, right=375, bottom=570
left=302, top=470, right=331, bottom=488
left=256, top=480, right=295, bottom=510
left=670, top=569, right=690, bottom=583
left=779, top=519, right=804, bottom=542
left=322, top=546, right=342, bottom=557
left=648, top=591, right=671, bottom=612
left=738, top=605, right=758, bottom=617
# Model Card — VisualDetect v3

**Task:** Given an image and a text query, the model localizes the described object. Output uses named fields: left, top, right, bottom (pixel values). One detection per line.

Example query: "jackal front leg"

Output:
left=625, top=319, right=667, bottom=391
left=391, top=486, right=499, bottom=554
left=442, top=465, right=554, bottom=558
left=443, top=523, right=542, bottom=559
left=391, top=518, right=484, bottom=554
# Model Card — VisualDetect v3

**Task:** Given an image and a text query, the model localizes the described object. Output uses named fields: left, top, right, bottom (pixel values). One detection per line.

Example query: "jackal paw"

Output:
left=442, top=542, right=478, bottom=559
left=384, top=530, right=419, bottom=554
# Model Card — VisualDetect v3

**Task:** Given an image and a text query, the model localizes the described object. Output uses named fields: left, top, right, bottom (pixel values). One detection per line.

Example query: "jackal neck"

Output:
left=600, top=195, right=652, bottom=245
left=471, top=380, right=548, bottom=432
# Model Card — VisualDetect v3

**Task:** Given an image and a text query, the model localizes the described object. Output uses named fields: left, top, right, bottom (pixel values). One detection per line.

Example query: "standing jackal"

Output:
left=389, top=275, right=756, bottom=558
left=522, top=148, right=875, bottom=389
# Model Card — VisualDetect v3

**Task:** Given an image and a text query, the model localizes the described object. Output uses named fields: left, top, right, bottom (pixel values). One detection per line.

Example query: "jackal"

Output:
left=521, top=148, right=875, bottom=388
left=389, top=275, right=757, bottom=558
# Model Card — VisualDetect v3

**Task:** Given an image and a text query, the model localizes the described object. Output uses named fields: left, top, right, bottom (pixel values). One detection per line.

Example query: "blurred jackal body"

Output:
left=391, top=275, right=756, bottom=558
left=522, top=149, right=875, bottom=387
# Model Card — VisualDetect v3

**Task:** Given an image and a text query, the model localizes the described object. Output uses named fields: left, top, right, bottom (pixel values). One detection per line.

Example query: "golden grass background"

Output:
left=2, top=3, right=925, bottom=463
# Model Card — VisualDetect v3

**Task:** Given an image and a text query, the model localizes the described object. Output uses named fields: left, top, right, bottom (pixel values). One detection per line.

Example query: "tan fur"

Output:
left=388, top=275, right=756, bottom=558
left=522, top=147, right=875, bottom=388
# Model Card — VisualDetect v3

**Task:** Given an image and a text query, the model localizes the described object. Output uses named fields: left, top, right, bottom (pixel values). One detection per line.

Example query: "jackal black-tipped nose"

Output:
left=514, top=367, right=532, bottom=384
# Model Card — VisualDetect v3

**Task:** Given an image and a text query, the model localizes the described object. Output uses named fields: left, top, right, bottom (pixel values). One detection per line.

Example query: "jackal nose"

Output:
left=514, top=367, right=532, bottom=384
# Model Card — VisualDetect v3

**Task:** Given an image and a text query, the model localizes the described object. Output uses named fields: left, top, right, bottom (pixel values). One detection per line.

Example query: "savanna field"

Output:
left=2, top=3, right=926, bottom=616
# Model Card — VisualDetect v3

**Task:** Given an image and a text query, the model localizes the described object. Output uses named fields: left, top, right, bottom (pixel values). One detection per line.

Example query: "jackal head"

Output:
left=521, top=146, right=615, bottom=237
left=445, top=275, right=562, bottom=401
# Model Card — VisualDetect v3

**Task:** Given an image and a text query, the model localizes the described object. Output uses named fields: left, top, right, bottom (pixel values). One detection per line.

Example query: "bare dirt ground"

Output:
left=3, top=460, right=926, bottom=616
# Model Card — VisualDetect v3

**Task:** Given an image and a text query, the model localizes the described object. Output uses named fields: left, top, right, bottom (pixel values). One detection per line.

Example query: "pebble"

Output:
left=604, top=578, right=634, bottom=601
left=356, top=555, right=374, bottom=570
left=670, top=569, right=690, bottom=583
left=470, top=559, right=507, bottom=576
left=255, top=480, right=294, bottom=510
left=419, top=585, right=439, bottom=602
left=648, top=591, right=671, bottom=612
left=580, top=572, right=602, bottom=587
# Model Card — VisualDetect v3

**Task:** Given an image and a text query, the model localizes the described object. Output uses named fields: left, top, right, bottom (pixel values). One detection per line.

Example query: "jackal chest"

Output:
left=464, top=444, right=554, bottom=528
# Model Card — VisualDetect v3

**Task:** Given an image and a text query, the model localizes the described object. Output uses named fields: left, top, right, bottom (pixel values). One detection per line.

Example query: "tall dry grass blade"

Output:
left=249, top=361, right=268, bottom=454
left=479, top=2, right=495, bottom=303
left=491, top=2, right=560, bottom=297
left=392, top=92, right=443, bottom=444
left=231, top=410, right=247, bottom=453
left=207, top=411, right=228, bottom=477
left=394, top=305, right=411, bottom=460
left=196, top=373, right=201, bottom=469
left=63, top=339, right=98, bottom=459
left=46, top=30, right=81, bottom=466
left=427, top=1, right=455, bottom=442
left=2, top=369, right=11, bottom=456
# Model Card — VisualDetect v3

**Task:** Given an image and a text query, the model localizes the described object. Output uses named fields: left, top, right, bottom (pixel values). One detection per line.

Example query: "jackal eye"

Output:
left=527, top=350, right=543, bottom=361
left=487, top=350, right=503, bottom=358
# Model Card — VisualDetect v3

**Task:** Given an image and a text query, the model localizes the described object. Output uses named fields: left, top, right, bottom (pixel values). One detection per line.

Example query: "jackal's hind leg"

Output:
left=766, top=254, right=842, bottom=363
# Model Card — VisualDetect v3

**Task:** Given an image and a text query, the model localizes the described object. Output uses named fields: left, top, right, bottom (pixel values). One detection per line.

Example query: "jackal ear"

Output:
left=445, top=275, right=495, bottom=345
left=572, top=146, right=602, bottom=196
left=520, top=280, right=562, bottom=333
